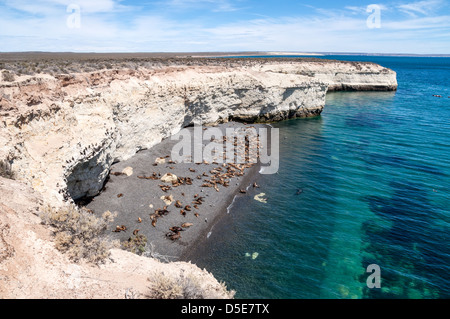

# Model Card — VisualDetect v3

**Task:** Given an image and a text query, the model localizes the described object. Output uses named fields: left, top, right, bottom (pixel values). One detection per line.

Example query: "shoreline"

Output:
left=179, top=155, right=263, bottom=262
left=85, top=122, right=270, bottom=262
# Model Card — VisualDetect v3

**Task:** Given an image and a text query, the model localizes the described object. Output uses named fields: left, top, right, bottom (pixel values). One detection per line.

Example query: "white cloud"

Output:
left=397, top=0, right=446, bottom=17
left=160, top=0, right=240, bottom=12
left=0, top=0, right=449, bottom=54
left=2, top=0, right=129, bottom=14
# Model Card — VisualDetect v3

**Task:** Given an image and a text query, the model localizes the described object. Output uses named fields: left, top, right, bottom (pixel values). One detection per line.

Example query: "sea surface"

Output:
left=187, top=56, right=450, bottom=299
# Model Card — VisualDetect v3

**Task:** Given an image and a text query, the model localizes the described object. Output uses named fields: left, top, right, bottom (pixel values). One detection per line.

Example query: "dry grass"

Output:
left=40, top=206, right=118, bottom=264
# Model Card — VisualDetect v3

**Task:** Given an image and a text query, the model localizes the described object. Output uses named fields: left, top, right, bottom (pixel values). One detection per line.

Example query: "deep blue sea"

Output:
left=188, top=56, right=450, bottom=299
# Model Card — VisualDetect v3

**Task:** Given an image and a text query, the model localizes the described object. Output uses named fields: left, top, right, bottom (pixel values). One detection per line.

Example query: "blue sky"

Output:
left=0, top=0, right=449, bottom=54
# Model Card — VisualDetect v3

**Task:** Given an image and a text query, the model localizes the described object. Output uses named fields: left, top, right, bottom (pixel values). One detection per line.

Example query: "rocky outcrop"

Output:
left=0, top=60, right=396, bottom=206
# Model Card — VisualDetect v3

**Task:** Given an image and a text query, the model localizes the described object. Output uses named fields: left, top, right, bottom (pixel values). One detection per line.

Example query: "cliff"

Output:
left=0, top=58, right=397, bottom=298
left=0, top=59, right=397, bottom=205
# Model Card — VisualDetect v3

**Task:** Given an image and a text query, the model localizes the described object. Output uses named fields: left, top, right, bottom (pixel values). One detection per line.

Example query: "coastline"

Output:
left=179, top=153, right=263, bottom=262
left=85, top=122, right=270, bottom=262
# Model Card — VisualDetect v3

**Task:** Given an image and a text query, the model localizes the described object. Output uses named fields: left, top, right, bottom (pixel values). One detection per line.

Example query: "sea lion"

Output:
left=133, top=229, right=139, bottom=236
left=181, top=223, right=193, bottom=228
left=170, top=226, right=183, bottom=232
left=111, top=172, right=125, bottom=176
left=175, top=200, right=183, bottom=208
left=180, top=209, right=186, bottom=216
left=138, top=217, right=142, bottom=223
left=239, top=189, right=247, bottom=193
left=113, top=225, right=127, bottom=232
left=296, top=188, right=303, bottom=195
left=168, top=232, right=181, bottom=241
left=184, top=205, right=192, bottom=211
left=159, top=185, right=171, bottom=192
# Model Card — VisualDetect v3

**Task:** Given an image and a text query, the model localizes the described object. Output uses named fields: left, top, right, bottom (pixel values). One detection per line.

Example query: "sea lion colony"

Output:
left=108, top=126, right=262, bottom=243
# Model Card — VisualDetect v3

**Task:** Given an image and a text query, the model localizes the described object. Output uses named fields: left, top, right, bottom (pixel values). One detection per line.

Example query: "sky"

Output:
left=0, top=0, right=449, bottom=54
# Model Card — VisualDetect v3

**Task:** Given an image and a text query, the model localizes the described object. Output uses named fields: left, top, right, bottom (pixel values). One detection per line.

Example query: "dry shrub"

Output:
left=40, top=206, right=118, bottom=264
left=122, top=234, right=147, bottom=255
left=0, top=160, right=15, bottom=179
left=146, top=270, right=235, bottom=299
left=1, top=70, right=15, bottom=82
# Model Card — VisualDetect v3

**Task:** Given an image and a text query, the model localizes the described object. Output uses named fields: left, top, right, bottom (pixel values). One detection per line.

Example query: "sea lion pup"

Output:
left=111, top=172, right=125, bottom=176
left=113, top=225, right=127, bottom=232
left=117, top=193, right=124, bottom=198
left=175, top=200, right=183, bottom=208
left=167, top=232, right=181, bottom=241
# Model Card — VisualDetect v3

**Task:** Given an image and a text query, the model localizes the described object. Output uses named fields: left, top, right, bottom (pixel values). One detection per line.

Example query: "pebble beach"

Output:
left=86, top=122, right=269, bottom=261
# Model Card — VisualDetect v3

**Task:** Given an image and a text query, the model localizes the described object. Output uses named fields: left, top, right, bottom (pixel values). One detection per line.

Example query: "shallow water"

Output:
left=187, top=56, right=450, bottom=299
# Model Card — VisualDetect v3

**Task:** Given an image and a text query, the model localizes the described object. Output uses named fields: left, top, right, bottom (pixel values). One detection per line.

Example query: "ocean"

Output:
left=187, top=56, right=450, bottom=299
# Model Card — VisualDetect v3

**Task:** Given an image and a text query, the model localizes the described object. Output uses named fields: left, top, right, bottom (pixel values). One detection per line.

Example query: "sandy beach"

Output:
left=85, top=122, right=268, bottom=262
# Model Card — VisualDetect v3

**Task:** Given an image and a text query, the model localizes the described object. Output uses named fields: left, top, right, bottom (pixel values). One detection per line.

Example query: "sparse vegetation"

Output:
left=146, top=270, right=235, bottom=299
left=0, top=160, right=15, bottom=179
left=40, top=206, right=118, bottom=264
left=0, top=52, right=372, bottom=78
left=122, top=233, right=148, bottom=255
left=1, top=70, right=15, bottom=82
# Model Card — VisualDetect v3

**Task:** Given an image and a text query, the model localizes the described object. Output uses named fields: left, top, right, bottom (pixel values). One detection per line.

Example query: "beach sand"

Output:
left=85, top=122, right=268, bottom=262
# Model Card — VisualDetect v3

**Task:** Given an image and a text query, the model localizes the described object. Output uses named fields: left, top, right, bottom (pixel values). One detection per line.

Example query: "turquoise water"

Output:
left=188, top=56, right=450, bottom=299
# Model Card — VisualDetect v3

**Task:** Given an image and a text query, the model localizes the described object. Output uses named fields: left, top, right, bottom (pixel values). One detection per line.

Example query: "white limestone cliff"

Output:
left=0, top=60, right=397, bottom=206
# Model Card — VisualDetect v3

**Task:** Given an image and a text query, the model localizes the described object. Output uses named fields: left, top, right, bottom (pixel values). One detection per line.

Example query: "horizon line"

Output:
left=0, top=51, right=449, bottom=57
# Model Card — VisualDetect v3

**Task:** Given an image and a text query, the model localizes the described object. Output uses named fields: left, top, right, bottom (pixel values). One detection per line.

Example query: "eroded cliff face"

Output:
left=0, top=60, right=397, bottom=206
